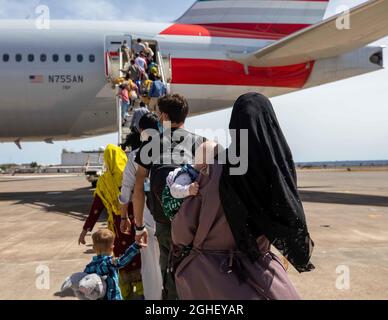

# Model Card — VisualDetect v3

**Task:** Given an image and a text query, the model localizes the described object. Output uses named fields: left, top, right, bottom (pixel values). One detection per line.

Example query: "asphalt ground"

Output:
left=0, top=170, right=387, bottom=300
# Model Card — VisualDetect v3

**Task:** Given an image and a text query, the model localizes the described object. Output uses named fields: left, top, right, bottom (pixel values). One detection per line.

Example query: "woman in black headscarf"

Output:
left=220, top=92, right=314, bottom=273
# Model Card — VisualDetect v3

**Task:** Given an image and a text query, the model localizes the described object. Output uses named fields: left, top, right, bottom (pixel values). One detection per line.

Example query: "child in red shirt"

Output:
left=117, top=84, right=130, bottom=123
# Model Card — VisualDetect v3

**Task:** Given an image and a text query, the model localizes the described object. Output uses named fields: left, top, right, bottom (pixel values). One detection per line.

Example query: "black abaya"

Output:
left=219, top=93, right=314, bottom=272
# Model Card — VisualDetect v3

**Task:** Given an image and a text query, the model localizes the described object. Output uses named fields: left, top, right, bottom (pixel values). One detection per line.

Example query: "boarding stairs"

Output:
left=104, top=35, right=171, bottom=150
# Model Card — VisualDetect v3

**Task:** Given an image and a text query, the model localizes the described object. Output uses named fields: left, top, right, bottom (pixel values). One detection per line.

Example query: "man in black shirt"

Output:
left=133, top=94, right=204, bottom=300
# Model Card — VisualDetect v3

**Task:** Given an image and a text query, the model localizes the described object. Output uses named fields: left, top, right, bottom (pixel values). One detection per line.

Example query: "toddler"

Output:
left=162, top=140, right=219, bottom=220
left=84, top=229, right=144, bottom=300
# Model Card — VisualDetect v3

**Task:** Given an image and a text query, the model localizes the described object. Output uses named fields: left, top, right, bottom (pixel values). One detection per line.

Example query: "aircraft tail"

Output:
left=176, top=0, right=330, bottom=40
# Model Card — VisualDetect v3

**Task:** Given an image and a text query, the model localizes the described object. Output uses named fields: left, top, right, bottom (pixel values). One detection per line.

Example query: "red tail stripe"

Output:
left=104, top=52, right=109, bottom=77
left=171, top=58, right=314, bottom=88
left=161, top=23, right=310, bottom=40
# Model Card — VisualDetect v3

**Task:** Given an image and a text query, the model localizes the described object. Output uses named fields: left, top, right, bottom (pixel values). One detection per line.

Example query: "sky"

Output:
left=0, top=0, right=387, bottom=164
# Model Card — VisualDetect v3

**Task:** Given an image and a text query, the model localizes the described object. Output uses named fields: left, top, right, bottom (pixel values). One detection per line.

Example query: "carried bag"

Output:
left=162, top=243, right=192, bottom=300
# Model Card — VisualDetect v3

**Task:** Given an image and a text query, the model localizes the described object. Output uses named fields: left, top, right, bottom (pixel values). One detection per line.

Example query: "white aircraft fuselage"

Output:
left=0, top=17, right=384, bottom=142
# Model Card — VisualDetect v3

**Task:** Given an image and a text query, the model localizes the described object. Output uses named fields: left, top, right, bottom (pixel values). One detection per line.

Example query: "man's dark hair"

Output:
left=137, top=38, right=142, bottom=43
left=139, top=101, right=146, bottom=107
left=158, top=94, right=189, bottom=124
left=130, top=59, right=135, bottom=64
left=139, top=112, right=159, bottom=131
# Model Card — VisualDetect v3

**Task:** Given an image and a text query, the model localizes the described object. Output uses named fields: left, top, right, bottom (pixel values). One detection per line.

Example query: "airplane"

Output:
left=1, top=0, right=388, bottom=146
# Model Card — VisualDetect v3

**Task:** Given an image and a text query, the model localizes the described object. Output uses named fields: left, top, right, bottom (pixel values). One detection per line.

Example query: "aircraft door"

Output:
left=104, top=35, right=132, bottom=82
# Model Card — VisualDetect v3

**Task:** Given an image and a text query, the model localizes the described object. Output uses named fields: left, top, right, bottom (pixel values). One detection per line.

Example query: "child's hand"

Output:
left=189, top=182, right=199, bottom=196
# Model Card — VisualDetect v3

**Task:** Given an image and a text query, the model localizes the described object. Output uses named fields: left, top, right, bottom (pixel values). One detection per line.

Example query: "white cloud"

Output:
left=0, top=0, right=145, bottom=21
left=56, top=0, right=123, bottom=21
left=0, top=0, right=41, bottom=19
left=0, top=0, right=195, bottom=21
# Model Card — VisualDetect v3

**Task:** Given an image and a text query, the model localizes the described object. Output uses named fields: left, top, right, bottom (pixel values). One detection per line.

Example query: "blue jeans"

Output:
left=121, top=100, right=130, bottom=120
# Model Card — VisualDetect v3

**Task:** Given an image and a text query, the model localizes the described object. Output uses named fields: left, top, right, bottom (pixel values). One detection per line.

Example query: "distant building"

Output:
left=296, top=160, right=388, bottom=169
left=61, top=149, right=104, bottom=167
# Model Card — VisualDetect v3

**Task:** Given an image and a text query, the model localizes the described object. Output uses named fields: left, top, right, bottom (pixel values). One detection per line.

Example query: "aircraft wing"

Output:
left=228, top=0, right=388, bottom=67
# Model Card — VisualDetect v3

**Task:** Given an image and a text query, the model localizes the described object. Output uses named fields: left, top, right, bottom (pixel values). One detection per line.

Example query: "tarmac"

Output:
left=0, top=169, right=387, bottom=300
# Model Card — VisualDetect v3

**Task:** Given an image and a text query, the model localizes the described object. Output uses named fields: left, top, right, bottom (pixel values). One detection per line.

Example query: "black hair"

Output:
left=121, top=131, right=141, bottom=151
left=139, top=112, right=159, bottom=131
left=139, top=101, right=146, bottom=107
left=158, top=94, right=189, bottom=124
left=137, top=38, right=142, bottom=43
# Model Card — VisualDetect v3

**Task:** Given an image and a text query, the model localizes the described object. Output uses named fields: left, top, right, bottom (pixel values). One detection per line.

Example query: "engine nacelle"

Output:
left=305, top=46, right=385, bottom=89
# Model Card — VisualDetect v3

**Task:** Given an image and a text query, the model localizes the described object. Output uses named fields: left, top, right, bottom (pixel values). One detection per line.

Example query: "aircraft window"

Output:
left=52, top=54, right=59, bottom=62
left=15, top=54, right=22, bottom=62
left=77, top=54, right=83, bottom=62
left=65, top=54, right=71, bottom=62
left=40, top=54, right=47, bottom=62
left=3, top=54, right=9, bottom=62
left=28, top=54, right=34, bottom=62
left=89, top=54, right=95, bottom=63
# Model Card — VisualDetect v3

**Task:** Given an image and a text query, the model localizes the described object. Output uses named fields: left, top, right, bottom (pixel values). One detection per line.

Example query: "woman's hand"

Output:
left=120, top=217, right=132, bottom=235
left=189, top=182, right=199, bottom=196
left=135, top=240, right=147, bottom=248
left=119, top=203, right=128, bottom=217
left=78, top=229, right=88, bottom=245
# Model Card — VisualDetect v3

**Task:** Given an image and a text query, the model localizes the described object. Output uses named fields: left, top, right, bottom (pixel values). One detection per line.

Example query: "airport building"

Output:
left=61, top=149, right=104, bottom=167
